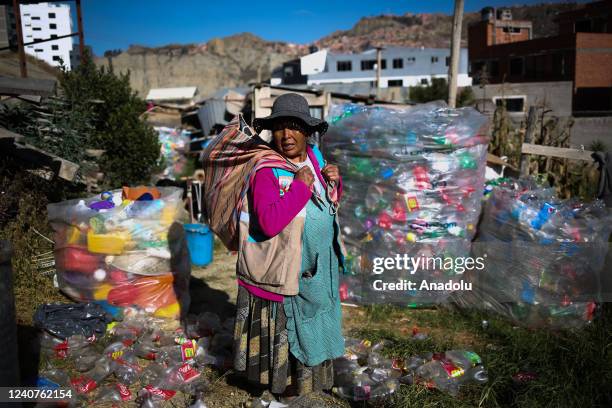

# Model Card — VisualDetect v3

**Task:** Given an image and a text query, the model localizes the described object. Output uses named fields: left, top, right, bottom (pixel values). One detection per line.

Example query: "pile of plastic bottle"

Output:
left=332, top=338, right=487, bottom=400
left=155, top=127, right=192, bottom=180
left=47, top=187, right=188, bottom=320
left=37, top=308, right=233, bottom=407
left=323, top=102, right=489, bottom=304
left=460, top=178, right=611, bottom=328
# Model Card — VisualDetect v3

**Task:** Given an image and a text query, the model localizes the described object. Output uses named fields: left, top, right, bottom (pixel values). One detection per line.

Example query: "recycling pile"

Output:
left=333, top=338, right=487, bottom=400
left=458, top=178, right=611, bottom=328
left=37, top=306, right=233, bottom=407
left=47, top=187, right=188, bottom=320
left=156, top=126, right=192, bottom=180
left=323, top=102, right=489, bottom=304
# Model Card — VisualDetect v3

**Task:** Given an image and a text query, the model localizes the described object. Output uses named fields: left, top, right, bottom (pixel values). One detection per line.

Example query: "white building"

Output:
left=274, top=47, right=472, bottom=88
left=20, top=2, right=73, bottom=70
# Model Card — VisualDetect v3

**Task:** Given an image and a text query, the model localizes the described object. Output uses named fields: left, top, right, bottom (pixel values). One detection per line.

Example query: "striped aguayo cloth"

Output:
left=201, top=116, right=297, bottom=251
left=201, top=115, right=339, bottom=252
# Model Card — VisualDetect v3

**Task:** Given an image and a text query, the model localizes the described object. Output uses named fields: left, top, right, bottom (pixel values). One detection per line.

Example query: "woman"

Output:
left=232, top=93, right=346, bottom=399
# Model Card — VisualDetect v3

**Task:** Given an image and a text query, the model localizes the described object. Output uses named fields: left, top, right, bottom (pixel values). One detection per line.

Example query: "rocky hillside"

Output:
left=316, top=2, right=580, bottom=51
left=96, top=2, right=581, bottom=97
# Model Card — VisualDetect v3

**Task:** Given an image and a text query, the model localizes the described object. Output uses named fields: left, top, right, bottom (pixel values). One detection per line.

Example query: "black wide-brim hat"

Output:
left=253, top=93, right=328, bottom=136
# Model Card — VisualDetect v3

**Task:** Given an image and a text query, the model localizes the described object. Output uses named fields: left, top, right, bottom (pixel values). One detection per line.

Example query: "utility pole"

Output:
left=448, top=0, right=464, bottom=108
left=12, top=0, right=27, bottom=78
left=375, top=46, right=383, bottom=98
left=76, top=0, right=85, bottom=64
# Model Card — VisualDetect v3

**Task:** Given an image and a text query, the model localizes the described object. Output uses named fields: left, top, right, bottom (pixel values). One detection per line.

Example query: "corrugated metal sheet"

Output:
left=197, top=88, right=247, bottom=136
left=146, top=87, right=198, bottom=102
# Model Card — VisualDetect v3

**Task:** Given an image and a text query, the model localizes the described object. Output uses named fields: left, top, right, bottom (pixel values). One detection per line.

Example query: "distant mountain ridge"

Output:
left=96, top=2, right=582, bottom=96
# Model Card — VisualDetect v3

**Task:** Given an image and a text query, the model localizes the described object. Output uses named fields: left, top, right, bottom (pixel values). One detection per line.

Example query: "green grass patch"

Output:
left=350, top=305, right=612, bottom=408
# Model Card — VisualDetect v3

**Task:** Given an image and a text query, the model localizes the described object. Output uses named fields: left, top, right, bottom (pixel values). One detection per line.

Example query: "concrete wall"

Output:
left=471, top=81, right=573, bottom=117
left=571, top=117, right=612, bottom=148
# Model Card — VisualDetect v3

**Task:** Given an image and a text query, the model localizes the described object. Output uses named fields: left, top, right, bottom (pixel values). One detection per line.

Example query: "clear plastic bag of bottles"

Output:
left=324, top=103, right=489, bottom=305
left=455, top=178, right=612, bottom=328
left=47, top=187, right=189, bottom=319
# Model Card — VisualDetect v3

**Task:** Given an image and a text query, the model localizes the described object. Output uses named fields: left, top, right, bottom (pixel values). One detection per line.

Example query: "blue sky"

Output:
left=78, top=1, right=580, bottom=56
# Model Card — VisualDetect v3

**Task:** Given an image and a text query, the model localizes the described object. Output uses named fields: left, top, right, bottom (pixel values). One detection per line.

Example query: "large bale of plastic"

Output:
left=457, top=178, right=611, bottom=328
left=323, top=102, right=489, bottom=305
left=47, top=187, right=190, bottom=319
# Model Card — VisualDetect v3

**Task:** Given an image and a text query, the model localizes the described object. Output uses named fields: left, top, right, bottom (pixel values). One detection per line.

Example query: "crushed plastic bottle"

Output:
left=113, top=350, right=143, bottom=385
left=333, top=379, right=399, bottom=401
left=38, top=368, right=70, bottom=388
left=71, top=359, right=113, bottom=394
left=135, top=339, right=159, bottom=360
left=40, top=332, right=90, bottom=359
left=96, top=382, right=132, bottom=403
left=414, top=351, right=488, bottom=396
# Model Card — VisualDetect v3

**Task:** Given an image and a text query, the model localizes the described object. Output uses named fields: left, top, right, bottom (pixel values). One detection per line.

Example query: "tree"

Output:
left=409, top=78, right=474, bottom=107
left=60, top=52, right=160, bottom=188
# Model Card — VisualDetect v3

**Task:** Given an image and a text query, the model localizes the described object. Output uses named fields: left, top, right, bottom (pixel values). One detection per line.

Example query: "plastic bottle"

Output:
left=38, top=368, right=70, bottom=388
left=71, top=357, right=114, bottom=394
left=333, top=379, right=398, bottom=401
left=135, top=340, right=159, bottom=360
left=40, top=333, right=90, bottom=359
left=96, top=382, right=132, bottom=403
left=114, top=350, right=142, bottom=385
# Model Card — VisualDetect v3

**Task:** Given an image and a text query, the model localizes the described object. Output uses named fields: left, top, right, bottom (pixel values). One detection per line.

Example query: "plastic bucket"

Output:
left=184, top=223, right=213, bottom=267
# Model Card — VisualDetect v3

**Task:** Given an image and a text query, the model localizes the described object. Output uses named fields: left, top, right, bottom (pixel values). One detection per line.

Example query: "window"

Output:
left=509, top=58, right=523, bottom=76
left=50, top=23, right=57, bottom=29
left=52, top=55, right=61, bottom=62
left=502, top=26, right=521, bottom=34
left=388, top=79, right=403, bottom=87
left=361, top=59, right=386, bottom=70
left=33, top=38, right=42, bottom=42
left=337, top=60, right=352, bottom=72
left=361, top=60, right=376, bottom=70
left=50, top=34, right=58, bottom=39
left=495, top=97, right=525, bottom=112
left=48, top=12, right=56, bottom=18
left=431, top=56, right=439, bottom=63
left=31, top=16, right=40, bottom=20
left=407, top=57, right=416, bottom=63
left=283, top=66, right=294, bottom=77
left=51, top=44, right=59, bottom=50
left=488, top=60, right=499, bottom=77
left=32, top=27, right=41, bottom=31
left=420, top=78, right=428, bottom=85
left=392, top=58, right=403, bottom=69
left=34, top=48, right=43, bottom=52
left=445, top=57, right=450, bottom=67
left=574, top=19, right=591, bottom=33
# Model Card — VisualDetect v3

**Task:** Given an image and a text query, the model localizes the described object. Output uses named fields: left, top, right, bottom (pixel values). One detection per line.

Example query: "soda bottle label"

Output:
left=117, top=383, right=132, bottom=401
left=181, top=340, right=197, bottom=361
left=178, top=363, right=200, bottom=382
left=71, top=376, right=97, bottom=394
left=144, top=385, right=176, bottom=400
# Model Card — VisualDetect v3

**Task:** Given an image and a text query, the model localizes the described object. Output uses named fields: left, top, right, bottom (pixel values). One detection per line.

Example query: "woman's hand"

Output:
left=321, top=164, right=340, bottom=183
left=295, top=167, right=314, bottom=186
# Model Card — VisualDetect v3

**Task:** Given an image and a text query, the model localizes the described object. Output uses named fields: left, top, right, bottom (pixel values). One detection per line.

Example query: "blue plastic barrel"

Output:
left=184, top=223, right=213, bottom=267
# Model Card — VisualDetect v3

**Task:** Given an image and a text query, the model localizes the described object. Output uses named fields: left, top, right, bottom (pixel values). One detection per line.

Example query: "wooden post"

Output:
left=0, top=242, right=21, bottom=391
left=76, top=0, right=85, bottom=65
left=520, top=106, right=537, bottom=177
left=448, top=0, right=464, bottom=108
left=12, top=0, right=27, bottom=78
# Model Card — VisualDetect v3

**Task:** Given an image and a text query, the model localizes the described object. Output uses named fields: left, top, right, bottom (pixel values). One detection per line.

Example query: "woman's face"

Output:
left=271, top=118, right=309, bottom=160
